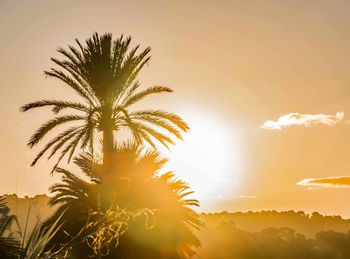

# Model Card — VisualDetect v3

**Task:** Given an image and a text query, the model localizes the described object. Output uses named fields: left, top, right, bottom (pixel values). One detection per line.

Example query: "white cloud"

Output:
left=261, top=112, right=344, bottom=130
left=297, top=176, right=350, bottom=188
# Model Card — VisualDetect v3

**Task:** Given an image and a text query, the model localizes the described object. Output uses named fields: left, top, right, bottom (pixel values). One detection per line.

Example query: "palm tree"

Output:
left=44, top=143, right=203, bottom=258
left=21, top=32, right=189, bottom=173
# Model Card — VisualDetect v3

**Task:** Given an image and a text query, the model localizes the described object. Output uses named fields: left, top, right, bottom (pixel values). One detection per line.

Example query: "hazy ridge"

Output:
left=5, top=194, right=350, bottom=237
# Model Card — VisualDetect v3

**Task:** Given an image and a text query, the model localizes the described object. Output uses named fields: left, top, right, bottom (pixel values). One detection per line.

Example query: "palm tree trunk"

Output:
left=100, top=108, right=115, bottom=216
left=102, top=123, right=114, bottom=173
left=101, top=105, right=114, bottom=174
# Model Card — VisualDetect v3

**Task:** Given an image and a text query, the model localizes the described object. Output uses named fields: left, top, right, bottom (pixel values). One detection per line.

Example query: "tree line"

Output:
left=197, top=220, right=350, bottom=259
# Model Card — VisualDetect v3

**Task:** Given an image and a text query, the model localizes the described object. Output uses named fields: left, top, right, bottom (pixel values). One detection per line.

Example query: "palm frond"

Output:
left=49, top=128, right=86, bottom=173
left=31, top=126, right=81, bottom=166
left=47, top=126, right=83, bottom=159
left=132, top=115, right=183, bottom=140
left=122, top=86, right=172, bottom=108
left=44, top=69, right=96, bottom=106
left=134, top=122, right=175, bottom=148
left=131, top=109, right=190, bottom=132
left=66, top=128, right=87, bottom=163
left=28, top=115, right=85, bottom=148
left=20, top=100, right=89, bottom=113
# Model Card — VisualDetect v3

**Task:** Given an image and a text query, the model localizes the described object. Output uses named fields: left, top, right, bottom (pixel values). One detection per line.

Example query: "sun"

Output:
left=161, top=111, right=242, bottom=205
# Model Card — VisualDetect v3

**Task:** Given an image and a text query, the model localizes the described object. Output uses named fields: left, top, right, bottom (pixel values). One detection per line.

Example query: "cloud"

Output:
left=261, top=112, right=344, bottom=130
left=297, top=176, right=350, bottom=188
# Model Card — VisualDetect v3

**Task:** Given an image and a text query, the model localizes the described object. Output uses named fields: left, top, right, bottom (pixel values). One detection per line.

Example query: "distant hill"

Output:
left=4, top=194, right=350, bottom=237
left=201, top=210, right=350, bottom=237
left=196, top=211, right=350, bottom=259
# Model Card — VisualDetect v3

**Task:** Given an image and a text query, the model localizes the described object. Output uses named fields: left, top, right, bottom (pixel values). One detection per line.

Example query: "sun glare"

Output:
left=161, top=112, right=242, bottom=203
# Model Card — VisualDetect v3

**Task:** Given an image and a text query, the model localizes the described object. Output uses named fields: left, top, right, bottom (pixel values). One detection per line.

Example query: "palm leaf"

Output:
left=28, top=115, right=85, bottom=148
left=20, top=100, right=88, bottom=113
left=122, top=86, right=172, bottom=107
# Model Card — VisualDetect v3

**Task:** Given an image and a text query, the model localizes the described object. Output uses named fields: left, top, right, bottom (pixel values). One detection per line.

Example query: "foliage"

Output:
left=0, top=195, right=66, bottom=259
left=18, top=206, right=63, bottom=259
left=44, top=144, right=203, bottom=258
left=0, top=196, right=23, bottom=258
left=85, top=206, right=155, bottom=256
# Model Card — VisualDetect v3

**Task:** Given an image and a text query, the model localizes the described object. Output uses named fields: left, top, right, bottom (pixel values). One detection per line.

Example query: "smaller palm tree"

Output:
left=44, top=143, right=203, bottom=258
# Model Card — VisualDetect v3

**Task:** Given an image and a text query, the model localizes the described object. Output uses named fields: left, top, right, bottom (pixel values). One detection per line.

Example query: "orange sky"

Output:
left=2, top=0, right=350, bottom=217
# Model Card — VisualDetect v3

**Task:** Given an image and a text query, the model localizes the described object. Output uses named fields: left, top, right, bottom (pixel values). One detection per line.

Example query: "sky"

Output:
left=2, top=0, right=350, bottom=217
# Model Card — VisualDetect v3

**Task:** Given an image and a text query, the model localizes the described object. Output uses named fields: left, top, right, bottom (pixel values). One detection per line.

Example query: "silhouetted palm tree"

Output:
left=44, top=143, right=203, bottom=258
left=21, top=33, right=189, bottom=173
